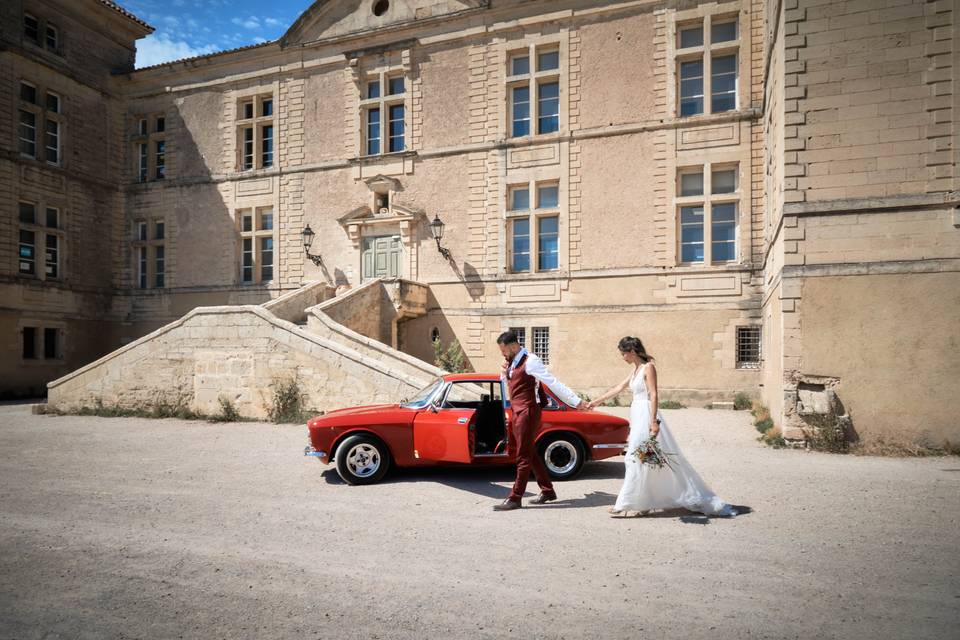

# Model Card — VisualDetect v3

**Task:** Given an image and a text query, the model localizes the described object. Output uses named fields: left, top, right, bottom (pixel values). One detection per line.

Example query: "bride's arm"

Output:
left=585, top=374, right=632, bottom=409
left=646, top=363, right=660, bottom=436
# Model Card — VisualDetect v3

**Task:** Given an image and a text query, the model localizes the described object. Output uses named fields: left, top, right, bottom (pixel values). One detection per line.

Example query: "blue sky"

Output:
left=116, top=0, right=315, bottom=68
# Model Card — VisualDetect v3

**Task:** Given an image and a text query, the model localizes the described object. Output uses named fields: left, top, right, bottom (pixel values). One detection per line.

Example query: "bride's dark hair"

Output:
left=618, top=336, right=654, bottom=363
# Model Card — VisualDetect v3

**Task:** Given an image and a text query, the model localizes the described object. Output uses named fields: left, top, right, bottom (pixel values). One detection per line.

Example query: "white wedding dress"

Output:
left=614, top=363, right=736, bottom=516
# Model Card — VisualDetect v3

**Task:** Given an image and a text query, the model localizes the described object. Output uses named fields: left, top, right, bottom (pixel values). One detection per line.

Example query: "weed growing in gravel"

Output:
left=209, top=396, right=242, bottom=422
left=751, top=403, right=785, bottom=448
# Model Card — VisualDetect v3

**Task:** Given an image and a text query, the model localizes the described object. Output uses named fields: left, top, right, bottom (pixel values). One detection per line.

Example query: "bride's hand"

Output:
left=650, top=421, right=660, bottom=436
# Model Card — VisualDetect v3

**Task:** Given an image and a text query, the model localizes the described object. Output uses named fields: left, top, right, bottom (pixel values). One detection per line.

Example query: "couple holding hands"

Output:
left=494, top=331, right=736, bottom=518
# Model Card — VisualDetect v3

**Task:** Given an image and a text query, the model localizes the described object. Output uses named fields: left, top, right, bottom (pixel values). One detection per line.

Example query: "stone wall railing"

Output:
left=261, top=280, right=336, bottom=324
left=46, top=305, right=438, bottom=419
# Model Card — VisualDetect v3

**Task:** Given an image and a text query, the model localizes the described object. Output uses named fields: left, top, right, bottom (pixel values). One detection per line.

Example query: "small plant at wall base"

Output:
left=752, top=403, right=785, bottom=448
left=733, top=392, right=752, bottom=411
left=432, top=337, right=470, bottom=373
left=659, top=400, right=687, bottom=409
left=210, top=396, right=242, bottom=422
left=266, top=376, right=320, bottom=424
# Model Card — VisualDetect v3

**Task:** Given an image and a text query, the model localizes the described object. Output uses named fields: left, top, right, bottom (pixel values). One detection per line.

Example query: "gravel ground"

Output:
left=0, top=401, right=957, bottom=640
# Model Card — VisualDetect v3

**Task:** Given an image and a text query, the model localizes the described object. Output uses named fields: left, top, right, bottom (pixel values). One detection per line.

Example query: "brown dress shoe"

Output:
left=530, top=493, right=557, bottom=505
left=493, top=499, right=521, bottom=511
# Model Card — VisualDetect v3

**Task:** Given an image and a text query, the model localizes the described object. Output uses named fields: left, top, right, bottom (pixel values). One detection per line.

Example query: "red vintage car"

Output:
left=304, top=373, right=629, bottom=485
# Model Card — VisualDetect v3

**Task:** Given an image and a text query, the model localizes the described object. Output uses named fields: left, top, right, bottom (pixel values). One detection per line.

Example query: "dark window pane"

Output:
left=388, top=77, right=404, bottom=95
left=712, top=202, right=737, bottom=222
left=388, top=104, right=404, bottom=152
left=155, top=116, right=165, bottom=133
left=45, top=208, right=58, bottom=228
left=537, top=185, right=558, bottom=209
left=46, top=93, right=59, bottom=113
left=20, top=202, right=36, bottom=224
left=712, top=241, right=736, bottom=262
left=679, top=25, right=703, bottom=48
left=261, top=125, right=273, bottom=167
left=24, top=15, right=40, bottom=44
left=511, top=188, right=529, bottom=211
left=681, top=225, right=704, bottom=244
left=712, top=21, right=737, bottom=43
left=23, top=327, right=36, bottom=359
left=712, top=169, right=737, bottom=194
left=243, top=102, right=254, bottom=119
left=260, top=237, right=273, bottom=281
left=367, top=108, right=380, bottom=155
left=512, top=86, right=530, bottom=137
left=681, top=243, right=704, bottom=263
left=19, top=230, right=36, bottom=274
left=512, top=218, right=530, bottom=272
left=680, top=205, right=704, bottom=224
left=20, top=83, right=37, bottom=104
left=155, top=221, right=165, bottom=240
left=511, top=56, right=529, bottom=76
left=44, top=328, right=57, bottom=359
left=680, top=59, right=703, bottom=79
left=538, top=82, right=559, bottom=134
left=367, top=81, right=380, bottom=99
left=242, top=214, right=252, bottom=232
left=538, top=216, right=559, bottom=270
left=680, top=172, right=704, bottom=196
left=45, top=234, right=58, bottom=278
left=261, top=99, right=273, bottom=117
left=537, top=50, right=559, bottom=71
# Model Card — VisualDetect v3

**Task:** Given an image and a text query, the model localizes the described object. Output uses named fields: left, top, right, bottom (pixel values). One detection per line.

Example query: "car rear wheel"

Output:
left=335, top=435, right=391, bottom=485
left=538, top=433, right=585, bottom=481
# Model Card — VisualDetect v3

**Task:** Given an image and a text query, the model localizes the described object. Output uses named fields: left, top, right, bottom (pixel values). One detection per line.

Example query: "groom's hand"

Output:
left=500, top=361, right=509, bottom=376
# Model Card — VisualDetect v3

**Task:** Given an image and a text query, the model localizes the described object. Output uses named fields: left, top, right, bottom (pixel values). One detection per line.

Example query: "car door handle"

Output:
left=458, top=417, right=468, bottom=424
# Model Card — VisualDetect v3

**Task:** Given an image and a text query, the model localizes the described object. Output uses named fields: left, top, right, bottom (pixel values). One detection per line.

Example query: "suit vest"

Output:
left=507, top=354, right=548, bottom=412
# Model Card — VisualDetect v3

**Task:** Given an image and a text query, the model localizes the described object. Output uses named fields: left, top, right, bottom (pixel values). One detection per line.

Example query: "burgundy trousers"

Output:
left=507, top=406, right=555, bottom=501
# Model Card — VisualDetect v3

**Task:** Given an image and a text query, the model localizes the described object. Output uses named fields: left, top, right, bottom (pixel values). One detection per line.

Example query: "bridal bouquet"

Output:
left=632, top=435, right=674, bottom=469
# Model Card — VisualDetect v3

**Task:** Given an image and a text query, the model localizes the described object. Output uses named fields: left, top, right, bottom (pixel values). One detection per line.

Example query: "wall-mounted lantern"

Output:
left=429, top=214, right=451, bottom=260
left=302, top=224, right=323, bottom=265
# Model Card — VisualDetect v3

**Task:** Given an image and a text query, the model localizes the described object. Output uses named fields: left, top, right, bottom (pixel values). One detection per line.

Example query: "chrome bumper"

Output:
left=593, top=443, right=628, bottom=450
left=304, top=445, right=327, bottom=458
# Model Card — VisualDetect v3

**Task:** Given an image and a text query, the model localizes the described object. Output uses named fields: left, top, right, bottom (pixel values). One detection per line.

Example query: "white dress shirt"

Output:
left=504, top=348, right=582, bottom=408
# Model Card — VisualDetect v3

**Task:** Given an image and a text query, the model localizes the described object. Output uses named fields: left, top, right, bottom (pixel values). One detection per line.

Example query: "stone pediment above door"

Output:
left=281, top=0, right=490, bottom=46
left=338, top=202, right=424, bottom=248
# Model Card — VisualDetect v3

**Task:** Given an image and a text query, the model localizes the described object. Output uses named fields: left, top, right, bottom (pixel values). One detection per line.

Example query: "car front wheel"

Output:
left=538, top=433, right=585, bottom=481
left=335, top=435, right=391, bottom=485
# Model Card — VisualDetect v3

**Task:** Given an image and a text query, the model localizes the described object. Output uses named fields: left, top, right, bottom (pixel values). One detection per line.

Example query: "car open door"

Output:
left=413, top=407, right=474, bottom=463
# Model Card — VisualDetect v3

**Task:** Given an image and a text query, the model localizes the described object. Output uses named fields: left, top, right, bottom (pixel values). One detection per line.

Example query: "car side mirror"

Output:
left=430, top=404, right=439, bottom=413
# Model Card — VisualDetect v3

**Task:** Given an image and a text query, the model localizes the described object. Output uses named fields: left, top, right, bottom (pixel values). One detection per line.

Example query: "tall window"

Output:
left=361, top=72, right=405, bottom=156
left=237, top=95, right=274, bottom=171
left=18, top=202, right=63, bottom=280
left=132, top=114, right=165, bottom=182
left=736, top=326, right=761, bottom=369
left=238, top=208, right=275, bottom=284
left=132, top=219, right=166, bottom=288
left=507, top=44, right=560, bottom=137
left=532, top=327, right=550, bottom=365
left=677, top=165, right=739, bottom=264
left=24, top=14, right=40, bottom=45
left=19, top=81, right=61, bottom=164
left=676, top=16, right=738, bottom=117
left=507, top=181, right=561, bottom=273
left=509, top=327, right=527, bottom=348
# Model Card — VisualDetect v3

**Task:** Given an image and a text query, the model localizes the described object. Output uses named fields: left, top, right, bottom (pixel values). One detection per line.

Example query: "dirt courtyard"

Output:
left=0, top=402, right=957, bottom=640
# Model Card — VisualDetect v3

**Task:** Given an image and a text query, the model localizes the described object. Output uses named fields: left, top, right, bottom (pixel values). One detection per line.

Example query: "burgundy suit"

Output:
left=505, top=354, right=555, bottom=501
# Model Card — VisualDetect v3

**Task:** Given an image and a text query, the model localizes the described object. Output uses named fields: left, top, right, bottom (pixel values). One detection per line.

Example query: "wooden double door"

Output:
left=361, top=235, right=402, bottom=280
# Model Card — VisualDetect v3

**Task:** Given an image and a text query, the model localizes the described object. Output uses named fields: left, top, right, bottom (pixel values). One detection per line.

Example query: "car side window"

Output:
left=441, top=382, right=485, bottom=409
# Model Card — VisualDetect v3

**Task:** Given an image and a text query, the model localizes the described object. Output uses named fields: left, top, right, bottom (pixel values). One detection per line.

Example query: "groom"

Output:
left=494, top=330, right=584, bottom=511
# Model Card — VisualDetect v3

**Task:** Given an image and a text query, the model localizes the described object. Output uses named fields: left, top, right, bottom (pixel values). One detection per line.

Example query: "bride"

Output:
left=586, top=337, right=737, bottom=518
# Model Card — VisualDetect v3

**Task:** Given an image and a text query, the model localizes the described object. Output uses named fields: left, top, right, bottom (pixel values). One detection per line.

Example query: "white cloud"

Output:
left=253, top=36, right=268, bottom=44
left=136, top=33, right=218, bottom=68
left=231, top=16, right=260, bottom=29
left=264, top=17, right=282, bottom=27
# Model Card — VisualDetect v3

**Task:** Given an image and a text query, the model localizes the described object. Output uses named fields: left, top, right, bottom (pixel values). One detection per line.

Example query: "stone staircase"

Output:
left=46, top=279, right=441, bottom=419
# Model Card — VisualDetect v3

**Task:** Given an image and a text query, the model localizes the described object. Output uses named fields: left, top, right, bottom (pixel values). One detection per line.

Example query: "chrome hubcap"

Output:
left=545, top=441, right=577, bottom=475
left=345, top=443, right=381, bottom=478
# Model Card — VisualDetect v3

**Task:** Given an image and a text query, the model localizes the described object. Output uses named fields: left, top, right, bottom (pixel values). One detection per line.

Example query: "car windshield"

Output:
left=400, top=378, right=444, bottom=409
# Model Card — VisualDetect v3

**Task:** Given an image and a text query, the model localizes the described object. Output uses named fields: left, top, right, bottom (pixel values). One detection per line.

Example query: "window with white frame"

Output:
left=677, top=165, right=739, bottom=264
left=21, top=325, right=62, bottom=361
left=676, top=15, right=738, bottom=117
left=238, top=208, right=275, bottom=284
left=507, top=181, right=560, bottom=273
left=237, top=96, right=274, bottom=171
left=361, top=72, right=405, bottom=155
left=19, top=81, right=62, bottom=164
left=132, top=219, right=166, bottom=288
left=132, top=113, right=165, bottom=182
left=507, top=44, right=560, bottom=137
left=18, top=201, right=64, bottom=280
left=736, top=326, right=761, bottom=369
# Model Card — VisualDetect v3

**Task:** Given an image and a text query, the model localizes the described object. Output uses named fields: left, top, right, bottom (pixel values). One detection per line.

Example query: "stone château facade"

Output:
left=3, top=0, right=959, bottom=445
